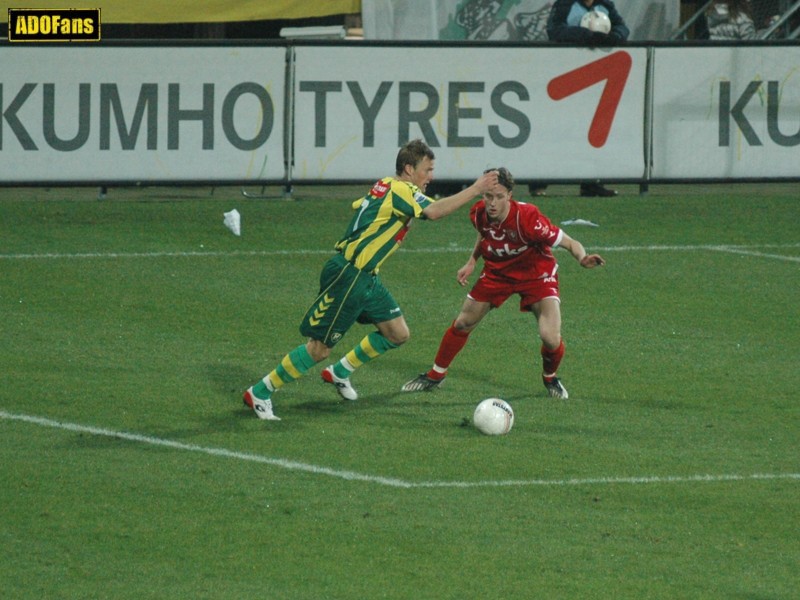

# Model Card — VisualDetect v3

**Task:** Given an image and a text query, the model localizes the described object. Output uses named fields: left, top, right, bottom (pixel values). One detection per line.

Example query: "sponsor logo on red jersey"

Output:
left=370, top=180, right=390, bottom=198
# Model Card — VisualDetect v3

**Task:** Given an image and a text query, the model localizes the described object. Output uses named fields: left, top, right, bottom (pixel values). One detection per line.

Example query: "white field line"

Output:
left=1, top=243, right=799, bottom=261
left=706, top=246, right=800, bottom=262
left=2, top=410, right=798, bottom=490
left=1, top=243, right=797, bottom=484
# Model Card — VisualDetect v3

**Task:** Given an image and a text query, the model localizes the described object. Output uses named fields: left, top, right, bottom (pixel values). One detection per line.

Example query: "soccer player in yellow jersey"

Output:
left=243, top=139, right=499, bottom=420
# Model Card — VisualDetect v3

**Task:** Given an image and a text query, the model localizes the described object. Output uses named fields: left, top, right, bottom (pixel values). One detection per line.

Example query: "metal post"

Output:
left=641, top=46, right=656, bottom=196
left=239, top=45, right=296, bottom=200
left=759, top=0, right=800, bottom=38
left=670, top=0, right=715, bottom=40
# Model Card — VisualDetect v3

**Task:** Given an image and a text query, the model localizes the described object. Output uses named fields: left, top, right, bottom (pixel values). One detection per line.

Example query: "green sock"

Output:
left=252, top=344, right=317, bottom=399
left=333, top=331, right=398, bottom=379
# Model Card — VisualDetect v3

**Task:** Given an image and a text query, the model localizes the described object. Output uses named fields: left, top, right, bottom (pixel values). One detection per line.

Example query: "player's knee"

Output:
left=378, top=316, right=410, bottom=346
left=453, top=318, right=476, bottom=333
left=306, top=339, right=330, bottom=362
left=383, top=323, right=410, bottom=346
left=541, top=333, right=561, bottom=350
left=388, top=328, right=410, bottom=346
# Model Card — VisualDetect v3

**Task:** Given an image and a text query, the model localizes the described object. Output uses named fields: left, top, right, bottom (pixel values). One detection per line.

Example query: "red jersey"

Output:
left=470, top=199, right=563, bottom=283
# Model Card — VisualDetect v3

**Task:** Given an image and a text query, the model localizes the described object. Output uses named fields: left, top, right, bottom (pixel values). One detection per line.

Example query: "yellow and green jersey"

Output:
left=334, top=177, right=434, bottom=273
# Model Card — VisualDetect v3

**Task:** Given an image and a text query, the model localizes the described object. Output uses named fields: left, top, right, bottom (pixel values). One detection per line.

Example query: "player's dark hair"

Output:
left=484, top=167, right=514, bottom=191
left=396, top=139, right=435, bottom=176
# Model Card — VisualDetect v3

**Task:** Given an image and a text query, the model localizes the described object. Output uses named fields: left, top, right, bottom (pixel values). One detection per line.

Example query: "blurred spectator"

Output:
left=547, top=0, right=630, bottom=45
left=697, top=1, right=757, bottom=40
left=529, top=0, right=629, bottom=198
left=748, top=0, right=783, bottom=37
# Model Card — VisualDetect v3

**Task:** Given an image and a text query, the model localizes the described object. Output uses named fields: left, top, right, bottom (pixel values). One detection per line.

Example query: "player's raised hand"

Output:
left=475, top=169, right=499, bottom=193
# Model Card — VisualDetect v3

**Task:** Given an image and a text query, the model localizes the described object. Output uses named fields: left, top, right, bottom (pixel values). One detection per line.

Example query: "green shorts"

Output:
left=299, top=254, right=402, bottom=347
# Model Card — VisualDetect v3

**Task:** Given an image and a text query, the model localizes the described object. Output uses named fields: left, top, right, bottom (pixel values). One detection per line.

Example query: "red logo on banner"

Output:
left=547, top=51, right=632, bottom=148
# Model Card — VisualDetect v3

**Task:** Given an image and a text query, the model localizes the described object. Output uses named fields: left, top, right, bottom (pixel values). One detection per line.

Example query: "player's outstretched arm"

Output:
left=559, top=233, right=605, bottom=268
left=457, top=234, right=483, bottom=286
left=422, top=171, right=498, bottom=221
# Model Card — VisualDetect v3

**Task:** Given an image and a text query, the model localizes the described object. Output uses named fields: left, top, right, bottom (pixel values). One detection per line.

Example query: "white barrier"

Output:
left=0, top=46, right=286, bottom=182
left=652, top=46, right=800, bottom=179
left=0, top=43, right=798, bottom=184
left=292, top=46, right=646, bottom=181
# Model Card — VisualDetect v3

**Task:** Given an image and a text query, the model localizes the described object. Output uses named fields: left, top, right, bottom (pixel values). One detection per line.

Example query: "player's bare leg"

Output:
left=533, top=298, right=568, bottom=399
left=402, top=298, right=491, bottom=391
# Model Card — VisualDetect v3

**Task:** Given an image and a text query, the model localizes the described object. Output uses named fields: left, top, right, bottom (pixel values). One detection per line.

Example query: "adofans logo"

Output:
left=8, top=8, right=101, bottom=42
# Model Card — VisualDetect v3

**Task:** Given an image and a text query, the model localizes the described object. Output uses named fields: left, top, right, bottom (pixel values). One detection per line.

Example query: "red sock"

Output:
left=541, top=339, right=565, bottom=378
left=427, top=324, right=470, bottom=380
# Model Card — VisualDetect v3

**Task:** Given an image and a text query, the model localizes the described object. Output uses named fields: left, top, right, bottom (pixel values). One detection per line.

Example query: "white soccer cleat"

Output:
left=243, top=387, right=281, bottom=420
left=321, top=366, right=358, bottom=401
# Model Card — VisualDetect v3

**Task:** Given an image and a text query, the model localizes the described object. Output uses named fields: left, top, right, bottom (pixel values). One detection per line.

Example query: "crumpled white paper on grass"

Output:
left=560, top=218, right=599, bottom=227
left=223, top=209, right=241, bottom=236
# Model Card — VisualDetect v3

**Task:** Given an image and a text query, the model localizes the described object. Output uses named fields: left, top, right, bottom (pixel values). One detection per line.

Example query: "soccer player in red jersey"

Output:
left=402, top=167, right=605, bottom=399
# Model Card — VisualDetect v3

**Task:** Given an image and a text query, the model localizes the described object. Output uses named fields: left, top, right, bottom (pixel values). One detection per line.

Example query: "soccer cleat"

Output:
left=243, top=387, right=281, bottom=420
left=321, top=366, right=358, bottom=401
left=543, top=376, right=569, bottom=400
left=401, top=373, right=445, bottom=392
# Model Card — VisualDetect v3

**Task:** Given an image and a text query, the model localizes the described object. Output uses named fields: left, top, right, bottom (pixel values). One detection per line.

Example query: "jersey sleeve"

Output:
left=520, top=204, right=562, bottom=247
left=390, top=180, right=433, bottom=219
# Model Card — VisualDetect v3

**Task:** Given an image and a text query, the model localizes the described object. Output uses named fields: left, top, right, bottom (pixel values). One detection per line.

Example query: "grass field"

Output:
left=1, top=182, right=798, bottom=599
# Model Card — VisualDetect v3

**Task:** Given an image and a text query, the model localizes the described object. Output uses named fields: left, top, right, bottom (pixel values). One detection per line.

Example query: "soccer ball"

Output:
left=580, top=9, right=612, bottom=34
left=473, top=398, right=514, bottom=436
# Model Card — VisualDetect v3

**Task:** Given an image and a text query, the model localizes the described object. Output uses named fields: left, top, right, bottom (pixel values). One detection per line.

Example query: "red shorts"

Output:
left=468, top=272, right=560, bottom=312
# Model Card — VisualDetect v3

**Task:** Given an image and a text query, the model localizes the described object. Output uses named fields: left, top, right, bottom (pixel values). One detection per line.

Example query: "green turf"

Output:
left=1, top=183, right=798, bottom=599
